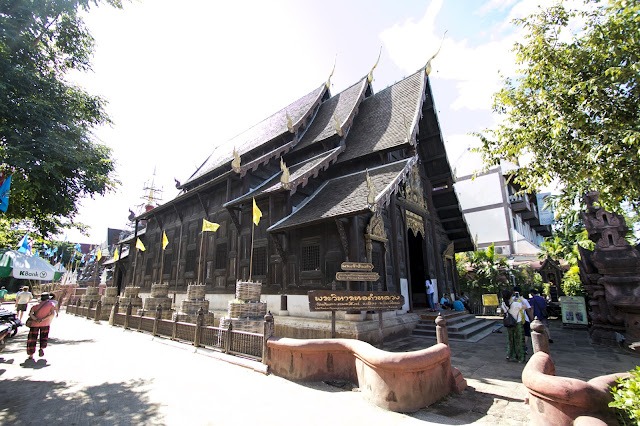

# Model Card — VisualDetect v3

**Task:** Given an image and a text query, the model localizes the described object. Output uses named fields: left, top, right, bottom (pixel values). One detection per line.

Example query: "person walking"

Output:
left=425, top=278, right=435, bottom=311
left=25, top=292, right=56, bottom=359
left=501, top=289, right=525, bottom=363
left=15, top=286, right=33, bottom=321
left=0, top=286, right=7, bottom=302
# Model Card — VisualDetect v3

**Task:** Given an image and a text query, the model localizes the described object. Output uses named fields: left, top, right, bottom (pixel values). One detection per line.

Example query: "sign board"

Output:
left=335, top=271, right=379, bottom=282
left=308, top=290, right=404, bottom=312
left=560, top=296, right=588, bottom=325
left=12, top=268, right=55, bottom=281
left=340, top=262, right=374, bottom=271
left=482, top=294, right=499, bottom=306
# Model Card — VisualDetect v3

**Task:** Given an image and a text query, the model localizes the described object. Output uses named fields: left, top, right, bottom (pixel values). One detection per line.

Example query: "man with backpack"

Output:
left=529, top=288, right=553, bottom=343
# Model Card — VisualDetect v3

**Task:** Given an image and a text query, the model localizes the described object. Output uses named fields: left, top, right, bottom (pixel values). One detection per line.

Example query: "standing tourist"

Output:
left=0, top=286, right=7, bottom=302
left=425, top=277, right=435, bottom=311
left=512, top=286, right=533, bottom=354
left=501, top=289, right=525, bottom=363
left=529, top=288, right=553, bottom=343
left=15, top=286, right=33, bottom=321
left=26, top=293, right=56, bottom=359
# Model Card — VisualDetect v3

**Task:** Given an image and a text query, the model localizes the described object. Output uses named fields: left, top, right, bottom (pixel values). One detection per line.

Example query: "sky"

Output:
left=63, top=0, right=559, bottom=246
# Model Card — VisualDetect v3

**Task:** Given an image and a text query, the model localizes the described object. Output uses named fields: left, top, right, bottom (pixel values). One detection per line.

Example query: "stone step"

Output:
left=412, top=313, right=499, bottom=343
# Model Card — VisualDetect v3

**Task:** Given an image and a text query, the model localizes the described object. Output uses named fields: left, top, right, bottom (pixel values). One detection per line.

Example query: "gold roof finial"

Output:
left=326, top=56, right=336, bottom=89
left=333, top=114, right=343, bottom=137
left=368, top=47, right=382, bottom=83
left=286, top=111, right=294, bottom=133
left=280, top=158, right=290, bottom=189
left=231, top=148, right=241, bottom=173
left=425, top=31, right=447, bottom=76
left=366, top=169, right=376, bottom=212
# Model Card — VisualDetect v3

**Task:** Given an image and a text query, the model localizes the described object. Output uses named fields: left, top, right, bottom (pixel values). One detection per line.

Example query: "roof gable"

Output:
left=183, top=84, right=327, bottom=186
left=337, top=70, right=425, bottom=164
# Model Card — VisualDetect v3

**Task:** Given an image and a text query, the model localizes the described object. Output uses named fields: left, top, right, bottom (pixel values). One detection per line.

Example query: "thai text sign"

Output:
left=308, top=290, right=404, bottom=311
left=340, top=262, right=374, bottom=271
left=335, top=271, right=379, bottom=281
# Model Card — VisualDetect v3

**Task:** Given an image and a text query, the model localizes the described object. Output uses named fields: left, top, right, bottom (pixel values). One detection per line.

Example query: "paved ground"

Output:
left=0, top=305, right=637, bottom=425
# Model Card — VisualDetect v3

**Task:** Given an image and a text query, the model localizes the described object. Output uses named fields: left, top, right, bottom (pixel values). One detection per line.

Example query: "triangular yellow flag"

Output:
left=252, top=198, right=262, bottom=226
left=113, top=247, right=119, bottom=261
left=162, top=231, right=169, bottom=250
left=97, top=248, right=102, bottom=261
left=202, top=219, right=220, bottom=232
left=136, top=238, right=146, bottom=251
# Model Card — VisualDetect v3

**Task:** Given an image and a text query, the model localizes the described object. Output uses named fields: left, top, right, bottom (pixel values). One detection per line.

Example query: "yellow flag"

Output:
left=252, top=198, right=262, bottom=225
left=97, top=249, right=102, bottom=261
left=136, top=238, right=146, bottom=251
left=162, top=231, right=169, bottom=250
left=202, top=219, right=220, bottom=232
left=113, top=247, right=119, bottom=261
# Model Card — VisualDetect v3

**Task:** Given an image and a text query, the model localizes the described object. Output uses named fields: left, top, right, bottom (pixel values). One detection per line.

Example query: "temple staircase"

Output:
left=412, top=311, right=498, bottom=342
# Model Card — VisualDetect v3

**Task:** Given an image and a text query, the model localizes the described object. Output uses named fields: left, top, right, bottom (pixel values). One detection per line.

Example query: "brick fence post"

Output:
left=194, top=307, right=204, bottom=347
left=224, top=321, right=233, bottom=354
left=109, top=300, right=120, bottom=326
left=94, top=300, right=102, bottom=323
left=263, top=311, right=274, bottom=365
left=435, top=313, right=449, bottom=346
left=172, top=315, right=178, bottom=340
left=124, top=302, right=132, bottom=330
left=153, top=304, right=162, bottom=337
left=87, top=300, right=94, bottom=320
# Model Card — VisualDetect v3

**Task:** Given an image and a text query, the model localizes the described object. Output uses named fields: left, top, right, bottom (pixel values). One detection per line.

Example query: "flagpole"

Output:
left=159, top=231, right=165, bottom=285
left=249, top=221, right=255, bottom=281
left=132, top=248, right=138, bottom=287
left=197, top=229, right=204, bottom=285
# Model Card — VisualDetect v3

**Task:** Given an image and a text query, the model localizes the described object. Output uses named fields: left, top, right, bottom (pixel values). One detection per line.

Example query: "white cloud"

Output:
left=380, top=0, right=522, bottom=113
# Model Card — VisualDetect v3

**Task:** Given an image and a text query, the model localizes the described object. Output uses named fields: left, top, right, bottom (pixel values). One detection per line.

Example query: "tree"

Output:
left=0, top=0, right=123, bottom=237
left=477, top=0, right=640, bottom=214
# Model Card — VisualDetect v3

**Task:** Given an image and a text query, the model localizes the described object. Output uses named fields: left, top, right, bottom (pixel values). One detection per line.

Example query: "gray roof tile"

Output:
left=337, top=70, right=425, bottom=163
left=269, top=160, right=410, bottom=231
left=185, top=84, right=326, bottom=185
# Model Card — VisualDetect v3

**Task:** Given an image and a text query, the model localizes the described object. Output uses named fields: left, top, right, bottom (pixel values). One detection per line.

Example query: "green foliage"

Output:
left=477, top=0, right=640, bottom=215
left=609, top=366, right=640, bottom=424
left=0, top=0, right=123, bottom=237
left=0, top=219, right=24, bottom=248
left=455, top=244, right=542, bottom=298
left=542, top=282, right=551, bottom=298
left=561, top=265, right=586, bottom=297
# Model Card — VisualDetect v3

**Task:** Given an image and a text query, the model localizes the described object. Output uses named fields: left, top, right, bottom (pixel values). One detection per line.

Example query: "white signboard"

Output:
left=13, top=267, right=55, bottom=281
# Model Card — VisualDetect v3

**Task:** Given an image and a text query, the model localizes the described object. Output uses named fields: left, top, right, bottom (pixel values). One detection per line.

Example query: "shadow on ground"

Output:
left=0, top=378, right=162, bottom=424
left=0, top=333, right=95, bottom=356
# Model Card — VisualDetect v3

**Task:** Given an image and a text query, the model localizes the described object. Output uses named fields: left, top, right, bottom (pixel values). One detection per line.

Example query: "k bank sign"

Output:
left=13, top=268, right=54, bottom=281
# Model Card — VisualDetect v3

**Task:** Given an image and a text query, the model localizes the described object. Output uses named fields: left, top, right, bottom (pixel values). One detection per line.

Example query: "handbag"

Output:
left=503, top=312, right=517, bottom=327
left=25, top=303, right=46, bottom=327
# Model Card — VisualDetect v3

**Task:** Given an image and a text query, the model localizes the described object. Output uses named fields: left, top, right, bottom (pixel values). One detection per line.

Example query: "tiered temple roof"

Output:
left=138, top=65, right=473, bottom=251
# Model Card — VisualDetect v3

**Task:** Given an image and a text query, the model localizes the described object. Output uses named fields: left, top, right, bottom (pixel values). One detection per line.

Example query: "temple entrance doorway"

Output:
left=408, top=230, right=426, bottom=309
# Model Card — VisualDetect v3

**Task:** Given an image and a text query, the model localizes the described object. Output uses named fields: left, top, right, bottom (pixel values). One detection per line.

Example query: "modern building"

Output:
left=453, top=164, right=553, bottom=260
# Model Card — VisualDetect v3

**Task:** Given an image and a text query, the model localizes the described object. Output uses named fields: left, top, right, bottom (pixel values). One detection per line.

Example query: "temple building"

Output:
left=113, top=62, right=474, bottom=340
